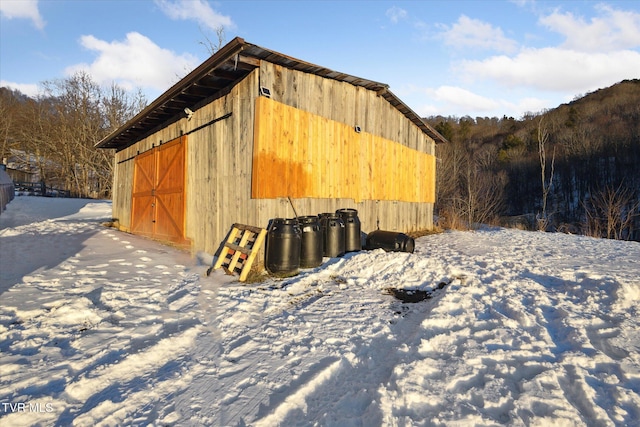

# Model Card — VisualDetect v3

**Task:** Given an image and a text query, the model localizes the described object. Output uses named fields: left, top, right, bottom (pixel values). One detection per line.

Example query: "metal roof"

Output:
left=97, top=37, right=447, bottom=150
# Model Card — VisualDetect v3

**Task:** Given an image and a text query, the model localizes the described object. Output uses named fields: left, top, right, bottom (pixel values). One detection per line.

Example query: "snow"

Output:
left=1, top=196, right=639, bottom=426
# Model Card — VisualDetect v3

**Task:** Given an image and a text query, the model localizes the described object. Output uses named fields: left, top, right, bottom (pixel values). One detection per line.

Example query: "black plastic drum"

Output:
left=297, top=215, right=323, bottom=268
left=336, top=208, right=361, bottom=252
left=318, top=213, right=345, bottom=258
left=266, top=218, right=301, bottom=274
left=365, top=230, right=415, bottom=253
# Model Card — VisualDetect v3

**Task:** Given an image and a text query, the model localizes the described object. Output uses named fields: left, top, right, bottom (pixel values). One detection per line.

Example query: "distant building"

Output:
left=3, top=150, right=40, bottom=183
left=0, top=165, right=15, bottom=215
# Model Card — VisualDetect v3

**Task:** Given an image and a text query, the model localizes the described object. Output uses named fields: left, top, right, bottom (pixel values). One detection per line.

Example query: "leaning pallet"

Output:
left=207, top=223, right=267, bottom=282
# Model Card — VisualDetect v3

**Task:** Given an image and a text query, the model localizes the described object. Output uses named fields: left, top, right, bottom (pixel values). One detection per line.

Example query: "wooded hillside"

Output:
left=0, top=72, right=145, bottom=198
left=427, top=79, right=640, bottom=240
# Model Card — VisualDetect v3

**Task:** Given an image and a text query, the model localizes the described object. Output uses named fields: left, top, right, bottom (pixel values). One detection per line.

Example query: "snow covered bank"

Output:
left=1, top=197, right=639, bottom=426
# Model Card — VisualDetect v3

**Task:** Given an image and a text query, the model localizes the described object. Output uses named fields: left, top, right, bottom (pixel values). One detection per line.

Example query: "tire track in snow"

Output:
left=63, top=326, right=201, bottom=403
left=252, top=358, right=343, bottom=427
left=170, top=273, right=345, bottom=426
left=252, top=286, right=452, bottom=426
left=206, top=248, right=457, bottom=425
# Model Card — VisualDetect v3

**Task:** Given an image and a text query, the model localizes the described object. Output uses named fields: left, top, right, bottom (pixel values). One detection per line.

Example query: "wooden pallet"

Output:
left=207, top=223, right=267, bottom=282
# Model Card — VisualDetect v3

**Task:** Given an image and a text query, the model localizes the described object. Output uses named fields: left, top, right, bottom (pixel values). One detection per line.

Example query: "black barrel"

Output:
left=266, top=218, right=301, bottom=275
left=365, top=230, right=415, bottom=253
left=297, top=215, right=323, bottom=268
left=318, top=213, right=345, bottom=257
left=336, top=208, right=361, bottom=252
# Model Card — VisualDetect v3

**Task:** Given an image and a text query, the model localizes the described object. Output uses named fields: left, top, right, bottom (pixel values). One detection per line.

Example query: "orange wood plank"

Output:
left=252, top=97, right=436, bottom=203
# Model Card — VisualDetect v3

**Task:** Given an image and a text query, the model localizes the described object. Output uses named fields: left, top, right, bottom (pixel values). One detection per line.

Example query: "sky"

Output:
left=1, top=0, right=639, bottom=119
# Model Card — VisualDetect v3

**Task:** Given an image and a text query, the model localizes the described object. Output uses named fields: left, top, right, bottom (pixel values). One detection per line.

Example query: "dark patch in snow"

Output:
left=385, top=288, right=432, bottom=303
left=385, top=281, right=449, bottom=303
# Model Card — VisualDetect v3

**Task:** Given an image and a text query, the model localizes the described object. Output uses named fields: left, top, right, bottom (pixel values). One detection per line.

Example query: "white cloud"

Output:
left=539, top=4, right=640, bottom=53
left=155, top=0, right=233, bottom=30
left=408, top=83, right=555, bottom=118
left=438, top=15, right=518, bottom=53
left=66, top=32, right=199, bottom=92
left=406, top=4, right=640, bottom=118
left=509, top=0, right=533, bottom=7
left=0, top=80, right=40, bottom=97
left=515, top=97, right=553, bottom=115
left=458, top=47, right=640, bottom=92
left=430, top=85, right=501, bottom=112
left=386, top=6, right=408, bottom=24
left=443, top=4, right=640, bottom=107
left=0, top=0, right=45, bottom=29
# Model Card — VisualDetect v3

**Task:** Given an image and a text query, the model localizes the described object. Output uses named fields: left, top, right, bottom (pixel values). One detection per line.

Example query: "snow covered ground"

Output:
left=1, top=196, right=639, bottom=427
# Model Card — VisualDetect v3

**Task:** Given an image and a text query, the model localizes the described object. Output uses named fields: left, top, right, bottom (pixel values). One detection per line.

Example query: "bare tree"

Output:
left=583, top=184, right=639, bottom=240
left=199, top=25, right=227, bottom=55
left=0, top=88, right=21, bottom=162
left=20, top=97, right=58, bottom=185
left=437, top=139, right=505, bottom=230
left=463, top=149, right=506, bottom=229
left=41, top=72, right=104, bottom=196
left=97, top=84, right=147, bottom=196
left=9, top=72, right=146, bottom=198
left=537, top=117, right=555, bottom=230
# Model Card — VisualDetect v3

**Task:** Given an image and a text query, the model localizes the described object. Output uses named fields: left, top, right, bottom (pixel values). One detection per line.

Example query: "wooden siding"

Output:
left=112, top=65, right=436, bottom=257
left=252, top=97, right=435, bottom=203
left=184, top=72, right=257, bottom=254
left=111, top=155, right=134, bottom=232
left=259, top=62, right=434, bottom=156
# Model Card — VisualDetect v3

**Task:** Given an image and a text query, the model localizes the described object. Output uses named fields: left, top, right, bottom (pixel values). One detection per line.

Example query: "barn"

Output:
left=97, top=37, right=447, bottom=258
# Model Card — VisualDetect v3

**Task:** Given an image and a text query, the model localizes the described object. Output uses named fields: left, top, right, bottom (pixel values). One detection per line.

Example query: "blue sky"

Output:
left=1, top=0, right=639, bottom=119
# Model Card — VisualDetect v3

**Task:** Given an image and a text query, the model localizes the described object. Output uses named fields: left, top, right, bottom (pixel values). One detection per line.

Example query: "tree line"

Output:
left=428, top=79, right=640, bottom=241
left=0, top=72, right=146, bottom=198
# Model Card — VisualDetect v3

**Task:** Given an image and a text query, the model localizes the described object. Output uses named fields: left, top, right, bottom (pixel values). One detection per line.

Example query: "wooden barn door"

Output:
left=131, top=149, right=156, bottom=237
left=131, top=136, right=188, bottom=245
